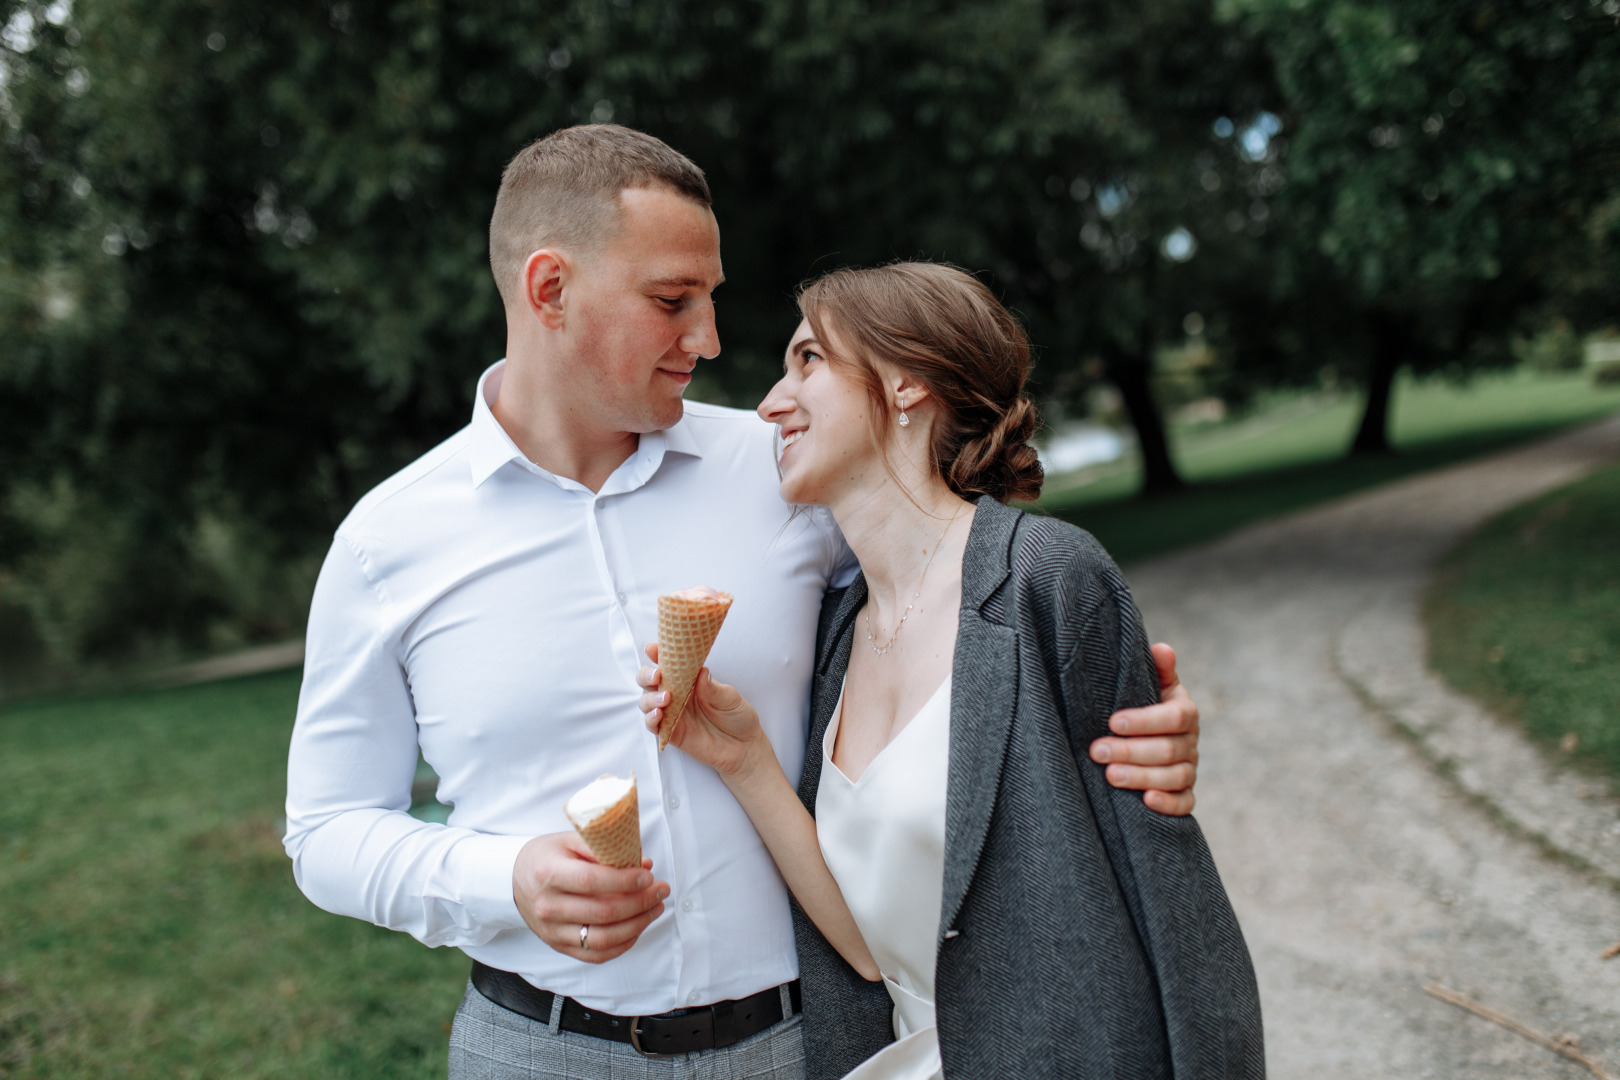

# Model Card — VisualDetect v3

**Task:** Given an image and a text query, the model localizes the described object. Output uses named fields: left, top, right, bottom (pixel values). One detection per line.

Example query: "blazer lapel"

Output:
left=817, top=575, right=867, bottom=677
left=798, top=575, right=868, bottom=811
left=939, top=498, right=1022, bottom=939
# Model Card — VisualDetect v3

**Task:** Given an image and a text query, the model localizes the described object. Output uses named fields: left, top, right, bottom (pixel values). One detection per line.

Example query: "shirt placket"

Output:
left=590, top=457, right=713, bottom=1009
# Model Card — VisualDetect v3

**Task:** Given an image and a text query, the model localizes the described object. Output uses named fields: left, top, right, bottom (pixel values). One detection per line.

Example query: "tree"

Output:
left=1228, top=0, right=1620, bottom=454
left=3, top=0, right=1260, bottom=660
left=716, top=0, right=1280, bottom=494
left=0, top=0, right=748, bottom=660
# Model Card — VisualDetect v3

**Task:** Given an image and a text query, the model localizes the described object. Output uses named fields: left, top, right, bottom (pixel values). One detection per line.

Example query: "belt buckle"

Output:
left=629, top=1016, right=673, bottom=1059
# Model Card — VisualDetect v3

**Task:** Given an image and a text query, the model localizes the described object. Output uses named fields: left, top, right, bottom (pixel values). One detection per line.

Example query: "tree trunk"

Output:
left=1350, top=322, right=1402, bottom=456
left=1105, top=349, right=1185, bottom=495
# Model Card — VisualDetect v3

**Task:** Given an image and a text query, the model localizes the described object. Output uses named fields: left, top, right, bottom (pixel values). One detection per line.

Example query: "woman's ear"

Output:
left=889, top=373, right=931, bottom=413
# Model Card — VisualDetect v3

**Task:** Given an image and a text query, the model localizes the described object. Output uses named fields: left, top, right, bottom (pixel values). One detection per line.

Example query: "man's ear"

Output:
left=523, top=249, right=569, bottom=330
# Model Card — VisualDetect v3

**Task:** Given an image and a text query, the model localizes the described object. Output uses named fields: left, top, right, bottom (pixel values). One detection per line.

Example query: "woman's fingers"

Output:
left=1103, top=761, right=1197, bottom=794
left=1090, top=733, right=1198, bottom=768
left=1142, top=788, right=1196, bottom=816
left=697, top=669, right=743, bottom=712
left=1106, top=695, right=1199, bottom=737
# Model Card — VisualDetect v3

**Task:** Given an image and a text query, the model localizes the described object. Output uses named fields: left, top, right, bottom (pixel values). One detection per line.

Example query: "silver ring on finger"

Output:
left=579, top=923, right=590, bottom=951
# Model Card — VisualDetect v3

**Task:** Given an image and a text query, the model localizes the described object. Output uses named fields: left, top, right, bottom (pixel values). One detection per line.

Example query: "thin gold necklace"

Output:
left=865, top=505, right=962, bottom=656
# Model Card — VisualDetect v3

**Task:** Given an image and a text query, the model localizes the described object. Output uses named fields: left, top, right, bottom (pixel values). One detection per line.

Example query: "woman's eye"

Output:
left=802, top=349, right=822, bottom=365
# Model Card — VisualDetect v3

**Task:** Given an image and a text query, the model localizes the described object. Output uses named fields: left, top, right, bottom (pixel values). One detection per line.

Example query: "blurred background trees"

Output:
left=1231, top=0, right=1620, bottom=455
left=1, top=0, right=1616, bottom=669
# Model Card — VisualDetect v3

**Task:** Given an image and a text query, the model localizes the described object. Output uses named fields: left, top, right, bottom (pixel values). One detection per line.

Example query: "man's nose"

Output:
left=680, top=301, right=721, bottom=360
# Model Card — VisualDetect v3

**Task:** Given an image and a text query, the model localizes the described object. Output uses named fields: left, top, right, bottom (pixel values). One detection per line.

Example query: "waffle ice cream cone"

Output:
left=656, top=586, right=734, bottom=750
left=565, top=774, right=641, bottom=868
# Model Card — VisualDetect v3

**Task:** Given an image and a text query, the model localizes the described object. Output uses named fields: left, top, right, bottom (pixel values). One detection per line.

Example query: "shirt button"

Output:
left=669, top=795, right=681, bottom=809
left=617, top=592, right=627, bottom=604
left=687, top=990, right=702, bottom=1005
left=681, top=898, right=694, bottom=912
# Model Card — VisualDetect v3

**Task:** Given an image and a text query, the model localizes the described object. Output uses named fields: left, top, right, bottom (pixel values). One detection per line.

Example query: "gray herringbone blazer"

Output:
left=792, top=496, right=1264, bottom=1079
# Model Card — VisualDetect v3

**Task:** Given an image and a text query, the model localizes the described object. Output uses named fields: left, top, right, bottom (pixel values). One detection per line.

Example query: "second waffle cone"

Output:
left=656, top=589, right=733, bottom=750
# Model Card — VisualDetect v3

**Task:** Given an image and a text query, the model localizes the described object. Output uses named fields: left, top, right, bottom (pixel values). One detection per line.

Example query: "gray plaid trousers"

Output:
left=448, top=981, right=807, bottom=1080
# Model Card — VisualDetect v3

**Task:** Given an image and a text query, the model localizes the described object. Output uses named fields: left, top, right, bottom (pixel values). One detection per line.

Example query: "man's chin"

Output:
left=625, top=397, right=686, bottom=434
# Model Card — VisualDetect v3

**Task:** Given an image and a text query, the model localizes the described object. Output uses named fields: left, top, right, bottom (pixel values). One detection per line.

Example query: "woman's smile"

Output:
left=777, top=427, right=807, bottom=462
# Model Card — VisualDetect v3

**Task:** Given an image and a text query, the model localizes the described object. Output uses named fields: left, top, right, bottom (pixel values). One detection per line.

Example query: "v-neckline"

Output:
left=825, top=674, right=952, bottom=787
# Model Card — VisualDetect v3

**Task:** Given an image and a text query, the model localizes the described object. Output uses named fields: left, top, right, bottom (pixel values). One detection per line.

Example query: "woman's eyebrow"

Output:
left=785, top=337, right=822, bottom=370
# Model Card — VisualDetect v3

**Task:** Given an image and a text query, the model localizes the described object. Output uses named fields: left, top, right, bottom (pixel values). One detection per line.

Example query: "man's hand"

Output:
left=1091, top=643, right=1200, bottom=816
left=513, top=832, right=669, bottom=964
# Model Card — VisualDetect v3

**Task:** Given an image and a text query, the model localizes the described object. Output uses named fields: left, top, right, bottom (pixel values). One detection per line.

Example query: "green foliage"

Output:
left=0, top=0, right=1281, bottom=657
left=1222, top=0, right=1620, bottom=400
left=1514, top=317, right=1585, bottom=373
left=0, top=0, right=727, bottom=660
left=1426, top=462, right=1620, bottom=780
left=1, top=0, right=1614, bottom=660
left=0, top=671, right=468, bottom=1077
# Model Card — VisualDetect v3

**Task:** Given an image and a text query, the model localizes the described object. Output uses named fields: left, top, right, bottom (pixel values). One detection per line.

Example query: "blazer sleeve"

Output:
left=1053, top=534, right=1266, bottom=1080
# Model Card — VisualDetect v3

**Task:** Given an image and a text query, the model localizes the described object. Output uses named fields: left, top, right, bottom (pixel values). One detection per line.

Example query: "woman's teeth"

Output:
left=781, top=430, right=804, bottom=449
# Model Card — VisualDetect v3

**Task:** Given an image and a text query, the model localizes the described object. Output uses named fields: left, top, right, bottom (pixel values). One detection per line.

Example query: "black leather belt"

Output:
left=470, top=961, right=801, bottom=1058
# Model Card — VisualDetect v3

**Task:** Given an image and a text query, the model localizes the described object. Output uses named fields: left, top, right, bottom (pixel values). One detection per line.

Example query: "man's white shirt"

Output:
left=284, top=361, right=856, bottom=1014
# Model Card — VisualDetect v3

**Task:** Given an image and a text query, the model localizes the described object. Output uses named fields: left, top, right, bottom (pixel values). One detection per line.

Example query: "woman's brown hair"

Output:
left=796, top=262, right=1044, bottom=503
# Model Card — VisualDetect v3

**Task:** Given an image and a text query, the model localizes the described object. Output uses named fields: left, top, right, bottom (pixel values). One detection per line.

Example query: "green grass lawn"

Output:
left=1040, top=368, right=1620, bottom=565
left=1424, top=463, right=1620, bottom=782
left=0, top=672, right=467, bottom=1079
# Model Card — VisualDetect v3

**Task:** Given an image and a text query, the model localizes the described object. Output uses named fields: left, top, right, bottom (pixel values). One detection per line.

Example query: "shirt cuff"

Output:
left=446, top=831, right=534, bottom=936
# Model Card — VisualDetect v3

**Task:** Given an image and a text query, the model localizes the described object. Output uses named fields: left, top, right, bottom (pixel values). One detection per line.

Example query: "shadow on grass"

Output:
left=1039, top=419, right=1609, bottom=567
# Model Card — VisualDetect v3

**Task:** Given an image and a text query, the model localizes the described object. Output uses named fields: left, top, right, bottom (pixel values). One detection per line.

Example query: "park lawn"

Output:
left=1425, top=463, right=1620, bottom=782
left=1040, top=368, right=1620, bottom=565
left=0, top=671, right=467, bottom=1079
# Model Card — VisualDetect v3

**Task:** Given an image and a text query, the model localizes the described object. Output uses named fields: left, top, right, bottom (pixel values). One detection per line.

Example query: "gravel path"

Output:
left=1123, top=415, right=1620, bottom=1080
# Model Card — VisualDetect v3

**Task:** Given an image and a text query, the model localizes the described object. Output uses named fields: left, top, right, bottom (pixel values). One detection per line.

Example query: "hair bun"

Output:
left=794, top=261, right=1045, bottom=505
left=947, top=396, right=1044, bottom=503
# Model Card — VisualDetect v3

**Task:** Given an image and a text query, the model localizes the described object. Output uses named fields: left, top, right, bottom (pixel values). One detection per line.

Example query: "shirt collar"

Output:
left=468, top=360, right=705, bottom=490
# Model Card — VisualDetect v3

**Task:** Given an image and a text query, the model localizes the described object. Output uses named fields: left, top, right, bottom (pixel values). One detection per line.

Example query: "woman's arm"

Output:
left=638, top=649, right=881, bottom=982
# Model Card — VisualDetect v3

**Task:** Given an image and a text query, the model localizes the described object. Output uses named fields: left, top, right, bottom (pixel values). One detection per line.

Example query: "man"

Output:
left=284, top=125, right=1200, bottom=1080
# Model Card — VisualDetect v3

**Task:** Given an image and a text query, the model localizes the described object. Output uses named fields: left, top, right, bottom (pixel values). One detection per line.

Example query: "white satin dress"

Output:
left=816, top=674, right=952, bottom=1080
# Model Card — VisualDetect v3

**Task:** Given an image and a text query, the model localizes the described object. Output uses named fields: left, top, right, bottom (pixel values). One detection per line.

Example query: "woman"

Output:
left=640, top=263, right=1263, bottom=1079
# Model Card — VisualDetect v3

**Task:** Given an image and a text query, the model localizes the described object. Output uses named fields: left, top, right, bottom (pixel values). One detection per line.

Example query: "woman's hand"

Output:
left=637, top=646, right=879, bottom=980
left=637, top=644, right=770, bottom=780
left=1089, top=643, right=1200, bottom=815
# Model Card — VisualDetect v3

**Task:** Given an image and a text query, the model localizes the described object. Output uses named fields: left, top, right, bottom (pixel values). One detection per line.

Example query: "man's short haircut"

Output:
left=488, top=124, right=712, bottom=307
